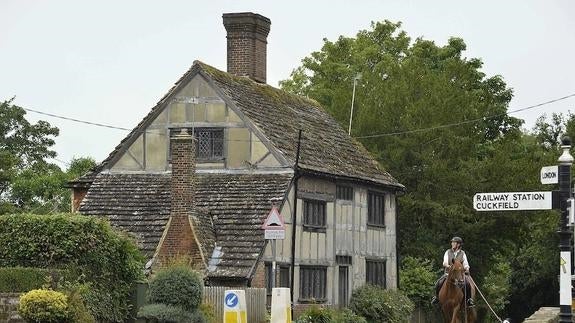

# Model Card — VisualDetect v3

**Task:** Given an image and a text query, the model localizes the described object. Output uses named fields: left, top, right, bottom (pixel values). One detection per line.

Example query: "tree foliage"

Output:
left=0, top=99, right=96, bottom=214
left=281, top=21, right=570, bottom=321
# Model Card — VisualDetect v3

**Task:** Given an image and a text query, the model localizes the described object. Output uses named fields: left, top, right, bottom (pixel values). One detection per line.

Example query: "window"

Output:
left=299, top=266, right=327, bottom=301
left=336, top=255, right=352, bottom=266
left=368, top=192, right=385, bottom=226
left=265, top=263, right=291, bottom=295
left=303, top=199, right=326, bottom=231
left=336, top=185, right=353, bottom=201
left=194, top=128, right=224, bottom=161
left=366, top=259, right=386, bottom=287
left=169, top=128, right=224, bottom=162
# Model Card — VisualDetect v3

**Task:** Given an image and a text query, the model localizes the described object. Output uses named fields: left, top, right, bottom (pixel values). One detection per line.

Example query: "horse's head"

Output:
left=448, top=258, right=465, bottom=288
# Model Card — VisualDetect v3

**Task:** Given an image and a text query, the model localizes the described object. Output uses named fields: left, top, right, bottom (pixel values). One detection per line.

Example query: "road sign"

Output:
left=265, top=230, right=285, bottom=240
left=262, top=206, right=285, bottom=230
left=225, top=292, right=239, bottom=308
left=224, top=290, right=247, bottom=323
left=473, top=191, right=553, bottom=211
left=262, top=206, right=286, bottom=240
left=541, top=165, right=559, bottom=184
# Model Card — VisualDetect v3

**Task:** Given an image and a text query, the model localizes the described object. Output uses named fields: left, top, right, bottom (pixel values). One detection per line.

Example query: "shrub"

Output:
left=198, top=302, right=216, bottom=323
left=18, top=289, right=69, bottom=323
left=61, top=283, right=96, bottom=323
left=295, top=305, right=333, bottom=323
left=148, top=265, right=203, bottom=312
left=0, top=213, right=145, bottom=322
left=333, top=308, right=367, bottom=323
left=399, top=256, right=436, bottom=308
left=137, top=303, right=207, bottom=323
left=0, top=267, right=66, bottom=293
left=349, top=285, right=414, bottom=323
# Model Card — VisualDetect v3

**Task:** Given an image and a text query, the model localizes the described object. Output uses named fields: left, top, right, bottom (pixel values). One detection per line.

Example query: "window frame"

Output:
left=365, top=259, right=386, bottom=288
left=299, top=266, right=327, bottom=302
left=367, top=191, right=386, bottom=227
left=302, top=199, right=327, bottom=232
left=336, top=185, right=354, bottom=201
left=168, top=127, right=225, bottom=163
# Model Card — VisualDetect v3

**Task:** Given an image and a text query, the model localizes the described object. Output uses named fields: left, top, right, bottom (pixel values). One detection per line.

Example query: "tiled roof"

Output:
left=199, top=62, right=403, bottom=189
left=79, top=172, right=292, bottom=279
left=80, top=62, right=402, bottom=190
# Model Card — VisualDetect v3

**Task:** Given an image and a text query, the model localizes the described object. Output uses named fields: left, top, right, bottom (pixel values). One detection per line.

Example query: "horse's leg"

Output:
left=465, top=307, right=476, bottom=323
left=451, top=304, right=461, bottom=323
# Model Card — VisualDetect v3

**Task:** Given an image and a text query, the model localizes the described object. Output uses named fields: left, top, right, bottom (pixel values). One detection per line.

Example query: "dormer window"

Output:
left=169, top=128, right=224, bottom=162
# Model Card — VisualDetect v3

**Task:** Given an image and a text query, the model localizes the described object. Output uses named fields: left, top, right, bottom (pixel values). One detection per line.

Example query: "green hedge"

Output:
left=349, top=285, right=414, bottom=323
left=0, top=213, right=145, bottom=322
left=148, top=265, right=204, bottom=312
left=0, top=267, right=66, bottom=293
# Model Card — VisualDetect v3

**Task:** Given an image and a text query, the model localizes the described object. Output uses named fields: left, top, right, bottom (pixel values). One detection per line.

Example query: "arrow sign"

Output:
left=225, top=292, right=239, bottom=308
left=473, top=191, right=553, bottom=211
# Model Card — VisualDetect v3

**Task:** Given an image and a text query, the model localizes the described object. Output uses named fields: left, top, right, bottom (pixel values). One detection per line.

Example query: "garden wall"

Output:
left=0, top=293, right=23, bottom=323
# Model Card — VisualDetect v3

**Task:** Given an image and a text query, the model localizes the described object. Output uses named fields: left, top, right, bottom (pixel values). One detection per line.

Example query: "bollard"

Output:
left=223, top=290, right=247, bottom=323
left=270, top=288, right=291, bottom=323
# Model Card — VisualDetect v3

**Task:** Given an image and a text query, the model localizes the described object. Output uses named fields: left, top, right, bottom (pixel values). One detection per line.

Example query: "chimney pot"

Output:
left=223, top=12, right=271, bottom=83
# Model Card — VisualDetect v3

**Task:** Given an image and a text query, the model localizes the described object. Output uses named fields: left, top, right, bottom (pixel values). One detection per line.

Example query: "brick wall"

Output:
left=251, top=260, right=266, bottom=288
left=223, top=13, right=270, bottom=83
left=157, top=131, right=204, bottom=267
left=0, top=293, right=23, bottom=323
left=71, top=188, right=88, bottom=212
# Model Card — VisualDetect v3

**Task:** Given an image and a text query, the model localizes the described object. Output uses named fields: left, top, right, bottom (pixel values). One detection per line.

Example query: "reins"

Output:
left=470, top=279, right=505, bottom=323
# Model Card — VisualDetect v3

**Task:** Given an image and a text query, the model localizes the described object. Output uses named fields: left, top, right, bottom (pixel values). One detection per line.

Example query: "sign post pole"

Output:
left=558, top=136, right=573, bottom=323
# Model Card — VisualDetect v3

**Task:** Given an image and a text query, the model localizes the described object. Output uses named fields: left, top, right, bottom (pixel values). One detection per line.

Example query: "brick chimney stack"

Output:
left=157, top=130, right=203, bottom=265
left=223, top=12, right=271, bottom=84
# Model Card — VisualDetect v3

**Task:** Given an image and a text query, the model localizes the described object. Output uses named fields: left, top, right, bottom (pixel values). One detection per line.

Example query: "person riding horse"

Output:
left=431, top=236, right=475, bottom=307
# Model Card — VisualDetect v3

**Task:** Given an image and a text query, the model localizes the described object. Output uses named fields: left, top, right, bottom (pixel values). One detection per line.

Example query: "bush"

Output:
left=0, top=214, right=145, bottom=322
left=399, top=256, right=436, bottom=308
left=138, top=303, right=207, bottom=323
left=198, top=302, right=216, bottom=323
left=18, top=289, right=70, bottom=323
left=148, top=265, right=203, bottom=312
left=333, top=308, right=367, bottom=323
left=295, top=305, right=333, bottom=323
left=349, top=285, right=414, bottom=323
left=0, top=267, right=66, bottom=292
left=61, top=283, right=96, bottom=323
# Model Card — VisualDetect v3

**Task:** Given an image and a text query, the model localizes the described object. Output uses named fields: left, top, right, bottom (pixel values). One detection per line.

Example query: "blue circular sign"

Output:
left=225, top=292, right=239, bottom=308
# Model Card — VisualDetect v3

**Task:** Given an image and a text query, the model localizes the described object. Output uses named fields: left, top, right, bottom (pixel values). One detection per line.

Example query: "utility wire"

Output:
left=23, top=107, right=132, bottom=131
left=355, top=93, right=575, bottom=139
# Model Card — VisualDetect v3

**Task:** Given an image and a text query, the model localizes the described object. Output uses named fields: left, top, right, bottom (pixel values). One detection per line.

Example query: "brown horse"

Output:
left=438, top=259, right=476, bottom=323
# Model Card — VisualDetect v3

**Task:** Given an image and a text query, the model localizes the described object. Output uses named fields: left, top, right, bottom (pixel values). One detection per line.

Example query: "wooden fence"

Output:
left=203, top=286, right=267, bottom=323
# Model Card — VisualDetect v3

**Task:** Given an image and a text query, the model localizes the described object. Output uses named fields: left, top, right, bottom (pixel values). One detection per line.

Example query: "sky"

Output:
left=1, top=0, right=574, bottom=168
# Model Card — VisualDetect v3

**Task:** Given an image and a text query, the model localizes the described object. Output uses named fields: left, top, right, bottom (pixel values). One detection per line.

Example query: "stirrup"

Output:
left=431, top=296, right=439, bottom=305
left=466, top=298, right=475, bottom=307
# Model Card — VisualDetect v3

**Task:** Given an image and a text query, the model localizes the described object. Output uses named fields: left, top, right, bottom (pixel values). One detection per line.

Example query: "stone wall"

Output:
left=0, top=293, right=23, bottom=323
left=524, top=307, right=559, bottom=322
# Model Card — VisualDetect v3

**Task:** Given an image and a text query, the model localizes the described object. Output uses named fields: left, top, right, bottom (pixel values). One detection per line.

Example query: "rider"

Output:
left=431, top=236, right=475, bottom=307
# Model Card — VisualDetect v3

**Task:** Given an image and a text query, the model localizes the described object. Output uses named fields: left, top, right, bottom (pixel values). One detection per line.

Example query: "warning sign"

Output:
left=262, top=206, right=286, bottom=240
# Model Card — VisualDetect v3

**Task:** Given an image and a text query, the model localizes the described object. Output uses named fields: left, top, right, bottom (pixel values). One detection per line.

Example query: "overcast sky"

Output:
left=1, top=0, right=574, bottom=168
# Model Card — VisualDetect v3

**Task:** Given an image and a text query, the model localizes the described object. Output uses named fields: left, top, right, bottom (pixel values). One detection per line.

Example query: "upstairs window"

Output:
left=368, top=192, right=385, bottom=227
left=303, top=199, right=326, bottom=231
left=194, top=128, right=224, bottom=161
left=169, top=128, right=224, bottom=162
left=336, top=185, right=353, bottom=201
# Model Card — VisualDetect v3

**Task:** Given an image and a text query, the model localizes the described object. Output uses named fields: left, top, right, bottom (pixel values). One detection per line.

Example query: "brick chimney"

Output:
left=223, top=12, right=271, bottom=83
left=157, top=130, right=203, bottom=266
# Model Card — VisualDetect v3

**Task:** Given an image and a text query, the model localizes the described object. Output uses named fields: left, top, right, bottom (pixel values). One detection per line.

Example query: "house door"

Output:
left=338, top=266, right=349, bottom=307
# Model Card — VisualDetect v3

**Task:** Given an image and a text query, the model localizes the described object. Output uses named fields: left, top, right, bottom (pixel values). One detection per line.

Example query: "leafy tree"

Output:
left=280, top=21, right=569, bottom=320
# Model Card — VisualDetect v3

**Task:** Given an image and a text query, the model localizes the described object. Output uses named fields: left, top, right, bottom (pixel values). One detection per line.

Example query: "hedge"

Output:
left=0, top=267, right=66, bottom=293
left=0, top=213, right=145, bottom=322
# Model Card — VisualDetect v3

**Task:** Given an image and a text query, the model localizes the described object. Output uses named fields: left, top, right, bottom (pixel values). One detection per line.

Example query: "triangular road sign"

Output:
left=261, top=206, right=285, bottom=230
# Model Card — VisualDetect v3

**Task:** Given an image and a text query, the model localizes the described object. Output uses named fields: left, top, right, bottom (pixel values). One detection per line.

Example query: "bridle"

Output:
left=448, top=261, right=466, bottom=289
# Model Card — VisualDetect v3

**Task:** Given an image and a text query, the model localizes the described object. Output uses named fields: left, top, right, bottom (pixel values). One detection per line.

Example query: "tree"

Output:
left=0, top=98, right=96, bottom=214
left=280, top=21, right=563, bottom=320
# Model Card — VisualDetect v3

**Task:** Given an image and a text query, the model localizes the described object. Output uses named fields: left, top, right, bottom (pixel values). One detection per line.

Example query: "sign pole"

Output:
left=558, top=136, right=573, bottom=323
left=271, top=239, right=276, bottom=290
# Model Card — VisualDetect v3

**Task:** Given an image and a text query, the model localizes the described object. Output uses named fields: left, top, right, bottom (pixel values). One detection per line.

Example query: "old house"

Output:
left=70, top=12, right=404, bottom=307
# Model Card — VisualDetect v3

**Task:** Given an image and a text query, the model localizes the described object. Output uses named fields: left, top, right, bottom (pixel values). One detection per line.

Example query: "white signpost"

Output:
left=262, top=206, right=286, bottom=293
left=473, top=191, right=553, bottom=211
left=541, top=165, right=559, bottom=185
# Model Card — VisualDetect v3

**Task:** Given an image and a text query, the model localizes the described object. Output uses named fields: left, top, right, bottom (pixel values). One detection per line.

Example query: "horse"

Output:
left=438, top=258, right=476, bottom=323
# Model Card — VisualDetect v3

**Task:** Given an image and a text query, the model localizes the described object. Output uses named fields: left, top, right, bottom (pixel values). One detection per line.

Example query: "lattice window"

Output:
left=299, top=266, right=327, bottom=301
left=194, top=128, right=224, bottom=161
left=303, top=199, right=326, bottom=231
left=366, top=259, right=386, bottom=287
left=368, top=191, right=385, bottom=226
left=336, top=185, right=353, bottom=201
